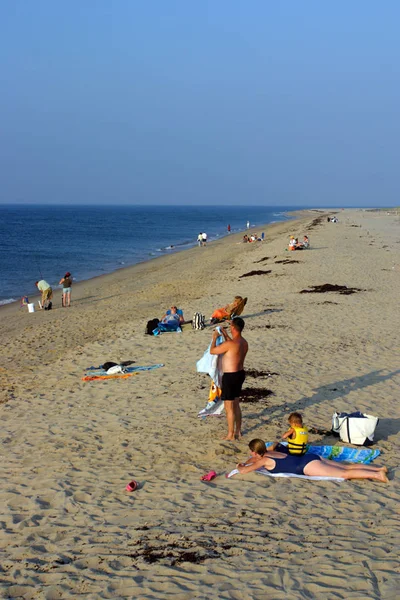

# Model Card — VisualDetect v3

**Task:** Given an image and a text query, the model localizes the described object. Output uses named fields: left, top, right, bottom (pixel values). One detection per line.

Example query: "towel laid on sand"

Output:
left=83, top=363, right=164, bottom=381
left=227, top=467, right=345, bottom=481
left=82, top=372, right=140, bottom=381
left=266, top=442, right=380, bottom=464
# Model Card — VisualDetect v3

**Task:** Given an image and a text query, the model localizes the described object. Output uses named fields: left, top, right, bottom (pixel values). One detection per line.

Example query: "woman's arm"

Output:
left=59, top=278, right=65, bottom=285
left=237, top=456, right=271, bottom=474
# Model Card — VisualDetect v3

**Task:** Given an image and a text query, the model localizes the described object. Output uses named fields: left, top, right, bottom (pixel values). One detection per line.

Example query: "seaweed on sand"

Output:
left=275, top=259, right=300, bottom=264
left=239, top=270, right=272, bottom=278
left=300, top=284, right=364, bottom=295
left=246, top=368, right=279, bottom=378
left=240, top=388, right=274, bottom=403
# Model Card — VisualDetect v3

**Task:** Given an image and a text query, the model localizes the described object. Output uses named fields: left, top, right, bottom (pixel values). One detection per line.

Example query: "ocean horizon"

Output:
left=0, top=204, right=298, bottom=304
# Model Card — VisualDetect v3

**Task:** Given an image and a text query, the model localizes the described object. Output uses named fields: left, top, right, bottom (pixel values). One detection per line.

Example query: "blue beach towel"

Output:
left=266, top=442, right=380, bottom=464
left=85, top=364, right=164, bottom=376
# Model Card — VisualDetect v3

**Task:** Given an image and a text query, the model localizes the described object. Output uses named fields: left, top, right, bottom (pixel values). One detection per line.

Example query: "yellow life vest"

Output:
left=287, top=426, right=308, bottom=455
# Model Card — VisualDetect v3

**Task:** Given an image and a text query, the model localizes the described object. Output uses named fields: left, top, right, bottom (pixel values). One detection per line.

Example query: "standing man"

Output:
left=210, top=317, right=248, bottom=440
left=202, top=232, right=208, bottom=246
left=227, top=224, right=231, bottom=233
left=35, top=279, right=53, bottom=309
left=246, top=220, right=250, bottom=229
left=197, top=232, right=203, bottom=247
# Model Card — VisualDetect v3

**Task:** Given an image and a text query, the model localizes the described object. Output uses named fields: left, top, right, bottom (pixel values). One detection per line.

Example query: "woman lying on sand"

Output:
left=236, top=439, right=389, bottom=483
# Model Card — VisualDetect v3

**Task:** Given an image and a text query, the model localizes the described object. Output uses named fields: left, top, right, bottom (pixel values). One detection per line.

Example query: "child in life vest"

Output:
left=271, top=412, right=309, bottom=455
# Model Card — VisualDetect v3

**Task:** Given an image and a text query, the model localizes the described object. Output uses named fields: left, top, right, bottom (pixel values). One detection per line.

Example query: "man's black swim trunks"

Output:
left=221, top=370, right=246, bottom=401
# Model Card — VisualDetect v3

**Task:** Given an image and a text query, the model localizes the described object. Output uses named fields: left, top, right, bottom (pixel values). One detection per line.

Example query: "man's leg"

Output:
left=233, top=399, right=242, bottom=439
left=223, top=401, right=235, bottom=440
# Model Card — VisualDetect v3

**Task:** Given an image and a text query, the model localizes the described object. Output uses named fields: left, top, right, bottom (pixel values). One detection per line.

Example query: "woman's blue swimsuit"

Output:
left=268, top=453, right=321, bottom=475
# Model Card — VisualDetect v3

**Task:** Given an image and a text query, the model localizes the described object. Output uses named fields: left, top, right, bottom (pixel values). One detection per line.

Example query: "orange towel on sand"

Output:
left=82, top=373, right=139, bottom=381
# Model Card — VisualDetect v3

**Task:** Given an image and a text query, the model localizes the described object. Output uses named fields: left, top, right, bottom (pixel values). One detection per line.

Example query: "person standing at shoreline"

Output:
left=197, top=233, right=203, bottom=247
left=210, top=317, right=248, bottom=440
left=246, top=220, right=250, bottom=229
left=59, top=272, right=72, bottom=307
left=202, top=232, right=208, bottom=246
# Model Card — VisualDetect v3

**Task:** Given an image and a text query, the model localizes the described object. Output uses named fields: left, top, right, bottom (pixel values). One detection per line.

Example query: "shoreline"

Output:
left=0, top=211, right=305, bottom=315
left=0, top=205, right=290, bottom=307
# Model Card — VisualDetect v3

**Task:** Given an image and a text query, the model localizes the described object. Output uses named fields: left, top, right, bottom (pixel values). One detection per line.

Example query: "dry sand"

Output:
left=0, top=209, right=399, bottom=599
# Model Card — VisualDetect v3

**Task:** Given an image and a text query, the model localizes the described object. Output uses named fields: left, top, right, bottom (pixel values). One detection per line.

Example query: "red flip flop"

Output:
left=201, top=470, right=217, bottom=481
left=126, top=480, right=138, bottom=492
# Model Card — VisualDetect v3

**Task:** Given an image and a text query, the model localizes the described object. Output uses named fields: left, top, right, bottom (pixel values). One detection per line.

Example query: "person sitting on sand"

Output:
left=288, top=236, right=297, bottom=251
left=302, top=235, right=310, bottom=248
left=243, top=235, right=249, bottom=243
left=161, top=306, right=184, bottom=327
left=236, top=439, right=388, bottom=483
left=210, top=296, right=246, bottom=324
left=270, top=412, right=308, bottom=455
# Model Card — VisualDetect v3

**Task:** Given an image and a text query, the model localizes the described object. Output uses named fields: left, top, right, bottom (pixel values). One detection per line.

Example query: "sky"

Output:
left=0, top=1, right=399, bottom=207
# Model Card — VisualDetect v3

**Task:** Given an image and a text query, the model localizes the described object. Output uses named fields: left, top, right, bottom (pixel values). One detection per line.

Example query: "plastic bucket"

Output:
left=27, top=303, right=35, bottom=313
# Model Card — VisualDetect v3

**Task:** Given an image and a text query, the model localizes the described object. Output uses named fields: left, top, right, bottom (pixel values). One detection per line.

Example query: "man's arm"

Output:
left=210, top=330, right=231, bottom=355
left=220, top=327, right=232, bottom=341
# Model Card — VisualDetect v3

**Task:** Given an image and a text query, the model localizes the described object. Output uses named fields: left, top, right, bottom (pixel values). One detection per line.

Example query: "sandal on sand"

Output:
left=201, top=471, right=217, bottom=481
left=126, top=480, right=138, bottom=492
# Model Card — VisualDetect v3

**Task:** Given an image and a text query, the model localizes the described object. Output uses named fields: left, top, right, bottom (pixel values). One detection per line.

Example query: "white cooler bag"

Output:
left=332, top=411, right=379, bottom=446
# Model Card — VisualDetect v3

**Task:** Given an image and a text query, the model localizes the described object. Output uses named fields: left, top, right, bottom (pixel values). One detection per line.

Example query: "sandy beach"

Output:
left=1, top=209, right=399, bottom=599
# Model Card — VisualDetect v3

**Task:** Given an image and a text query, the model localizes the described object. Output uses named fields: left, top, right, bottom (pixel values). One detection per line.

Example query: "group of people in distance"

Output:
left=243, top=232, right=264, bottom=243
left=197, top=232, right=208, bottom=246
left=288, top=235, right=309, bottom=251
left=34, top=271, right=73, bottom=310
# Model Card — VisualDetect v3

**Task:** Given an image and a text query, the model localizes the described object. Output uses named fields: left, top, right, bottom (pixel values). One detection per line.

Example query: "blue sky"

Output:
left=0, top=1, right=399, bottom=206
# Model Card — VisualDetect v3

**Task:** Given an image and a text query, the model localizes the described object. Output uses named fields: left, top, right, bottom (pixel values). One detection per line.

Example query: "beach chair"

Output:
left=210, top=297, right=247, bottom=324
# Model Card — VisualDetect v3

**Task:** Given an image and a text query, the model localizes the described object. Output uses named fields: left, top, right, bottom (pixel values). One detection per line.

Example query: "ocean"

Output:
left=0, top=204, right=295, bottom=304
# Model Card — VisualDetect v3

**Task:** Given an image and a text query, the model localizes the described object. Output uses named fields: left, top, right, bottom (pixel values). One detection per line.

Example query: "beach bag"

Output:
left=332, top=411, right=378, bottom=446
left=192, top=312, right=205, bottom=330
left=145, top=318, right=160, bottom=335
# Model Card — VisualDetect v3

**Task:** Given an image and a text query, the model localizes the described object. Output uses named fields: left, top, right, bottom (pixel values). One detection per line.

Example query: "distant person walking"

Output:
left=59, top=272, right=72, bottom=307
left=210, top=317, right=248, bottom=440
left=202, top=232, right=208, bottom=246
left=35, top=279, right=53, bottom=310
left=227, top=224, right=231, bottom=233
left=197, top=233, right=203, bottom=247
left=246, top=220, right=250, bottom=229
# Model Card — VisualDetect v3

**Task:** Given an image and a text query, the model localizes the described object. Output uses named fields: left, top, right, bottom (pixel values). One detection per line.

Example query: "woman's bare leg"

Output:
left=305, top=460, right=388, bottom=482
left=319, top=458, right=387, bottom=473
left=66, top=291, right=71, bottom=307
